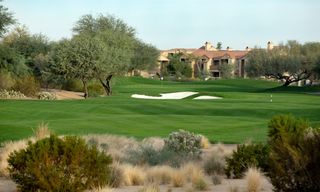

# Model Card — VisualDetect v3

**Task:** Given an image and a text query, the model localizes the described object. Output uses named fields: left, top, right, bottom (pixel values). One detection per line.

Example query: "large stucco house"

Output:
left=157, top=41, right=275, bottom=79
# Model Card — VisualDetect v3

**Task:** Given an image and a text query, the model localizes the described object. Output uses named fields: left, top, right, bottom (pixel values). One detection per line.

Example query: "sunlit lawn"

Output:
left=1, top=77, right=319, bottom=144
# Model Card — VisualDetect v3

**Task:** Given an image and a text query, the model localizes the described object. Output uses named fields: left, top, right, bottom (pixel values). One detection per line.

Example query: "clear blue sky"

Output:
left=3, top=0, right=320, bottom=50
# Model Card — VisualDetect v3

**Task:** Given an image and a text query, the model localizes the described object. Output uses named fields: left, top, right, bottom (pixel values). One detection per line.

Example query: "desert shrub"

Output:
left=0, top=71, right=15, bottom=90
left=126, top=144, right=161, bottom=166
left=32, top=122, right=51, bottom=140
left=122, top=164, right=145, bottom=186
left=212, top=142, right=235, bottom=157
left=88, top=82, right=104, bottom=97
left=199, top=135, right=210, bottom=149
left=181, top=162, right=204, bottom=184
left=0, top=123, right=50, bottom=176
left=8, top=135, right=112, bottom=192
left=244, top=167, right=263, bottom=192
left=268, top=115, right=320, bottom=192
left=0, top=89, right=26, bottom=99
left=141, top=137, right=164, bottom=151
left=13, top=75, right=40, bottom=97
left=203, top=153, right=225, bottom=176
left=127, top=144, right=188, bottom=167
left=192, top=177, right=208, bottom=191
left=83, top=134, right=139, bottom=162
left=225, top=143, right=269, bottom=178
left=108, top=162, right=124, bottom=187
left=146, top=166, right=173, bottom=185
left=164, top=129, right=202, bottom=159
left=62, top=79, right=83, bottom=92
left=268, top=114, right=308, bottom=141
left=126, top=130, right=201, bottom=167
left=171, top=170, right=185, bottom=187
left=37, top=91, right=57, bottom=100
left=0, top=139, right=32, bottom=176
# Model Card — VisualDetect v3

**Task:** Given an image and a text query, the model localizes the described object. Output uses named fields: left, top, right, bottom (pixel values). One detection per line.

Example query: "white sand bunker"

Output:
left=132, top=92, right=223, bottom=100
left=193, top=95, right=222, bottom=100
left=132, top=92, right=198, bottom=99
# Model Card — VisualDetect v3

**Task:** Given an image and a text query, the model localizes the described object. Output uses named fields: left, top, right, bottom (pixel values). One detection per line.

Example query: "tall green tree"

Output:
left=3, top=26, right=51, bottom=79
left=0, top=0, right=15, bottom=36
left=246, top=41, right=314, bottom=86
left=51, top=35, right=103, bottom=98
left=73, top=14, right=136, bottom=95
left=216, top=42, right=222, bottom=50
left=0, top=43, right=27, bottom=76
left=302, top=42, right=320, bottom=82
left=167, top=52, right=192, bottom=78
left=129, top=40, right=159, bottom=75
left=3, top=26, right=50, bottom=59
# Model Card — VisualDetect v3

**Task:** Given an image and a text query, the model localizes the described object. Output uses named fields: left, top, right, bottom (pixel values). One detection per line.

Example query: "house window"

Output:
left=221, top=59, right=228, bottom=65
left=213, top=60, right=220, bottom=66
left=212, top=71, right=220, bottom=77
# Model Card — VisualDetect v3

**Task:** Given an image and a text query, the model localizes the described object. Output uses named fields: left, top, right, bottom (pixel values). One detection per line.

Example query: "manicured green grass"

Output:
left=1, top=77, right=319, bottom=144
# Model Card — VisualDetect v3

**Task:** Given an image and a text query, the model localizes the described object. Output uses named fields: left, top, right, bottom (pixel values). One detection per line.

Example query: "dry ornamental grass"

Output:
left=245, top=167, right=263, bottom=192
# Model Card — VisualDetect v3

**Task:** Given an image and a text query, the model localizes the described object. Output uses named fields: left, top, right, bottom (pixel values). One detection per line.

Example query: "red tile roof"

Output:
left=161, top=48, right=197, bottom=53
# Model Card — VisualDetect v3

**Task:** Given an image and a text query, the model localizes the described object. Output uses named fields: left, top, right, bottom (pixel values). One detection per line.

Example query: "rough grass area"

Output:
left=1, top=77, right=320, bottom=143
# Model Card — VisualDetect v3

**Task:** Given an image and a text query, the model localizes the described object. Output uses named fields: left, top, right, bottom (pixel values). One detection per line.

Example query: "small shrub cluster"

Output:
left=83, top=134, right=139, bottom=162
left=126, top=144, right=162, bottom=166
left=0, top=89, right=26, bottom=99
left=8, top=135, right=112, bottom=192
left=88, top=83, right=104, bottom=97
left=204, top=154, right=225, bottom=176
left=122, top=164, right=145, bottom=186
left=146, top=165, right=173, bottom=185
left=182, top=163, right=205, bottom=184
left=267, top=115, right=320, bottom=192
left=106, top=162, right=206, bottom=188
left=126, top=130, right=202, bottom=167
left=225, top=143, right=269, bottom=178
left=203, top=152, right=225, bottom=185
left=61, top=79, right=83, bottom=92
left=192, top=178, right=208, bottom=191
left=108, top=162, right=124, bottom=187
left=13, top=75, right=40, bottom=97
left=0, top=71, right=15, bottom=90
left=37, top=91, right=57, bottom=100
left=164, top=129, right=202, bottom=159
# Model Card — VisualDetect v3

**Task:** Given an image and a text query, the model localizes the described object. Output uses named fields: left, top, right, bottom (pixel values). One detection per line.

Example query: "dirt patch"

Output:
left=0, top=177, right=16, bottom=192
left=46, top=89, right=84, bottom=100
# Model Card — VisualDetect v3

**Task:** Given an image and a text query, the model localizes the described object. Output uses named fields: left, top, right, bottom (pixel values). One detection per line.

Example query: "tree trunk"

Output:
left=99, top=75, right=113, bottom=96
left=82, top=80, right=88, bottom=98
left=282, top=80, right=291, bottom=87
